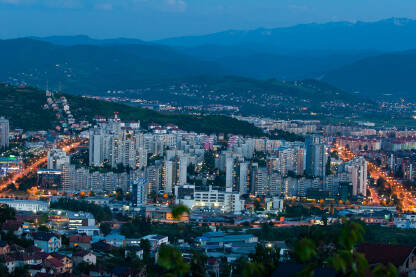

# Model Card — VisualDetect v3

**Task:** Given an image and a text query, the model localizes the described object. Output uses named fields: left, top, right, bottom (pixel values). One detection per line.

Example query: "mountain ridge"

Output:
left=323, top=49, right=416, bottom=100
left=155, top=17, right=416, bottom=52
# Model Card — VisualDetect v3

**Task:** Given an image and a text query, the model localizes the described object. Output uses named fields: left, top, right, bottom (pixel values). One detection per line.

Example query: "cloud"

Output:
left=0, top=0, right=31, bottom=4
left=0, top=0, right=83, bottom=9
left=95, top=2, right=113, bottom=11
left=288, top=4, right=308, bottom=12
left=0, top=0, right=187, bottom=13
left=165, top=0, right=186, bottom=12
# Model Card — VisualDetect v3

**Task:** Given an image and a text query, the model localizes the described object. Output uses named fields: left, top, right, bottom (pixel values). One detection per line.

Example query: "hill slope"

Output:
left=323, top=50, right=416, bottom=99
left=0, top=38, right=364, bottom=106
left=0, top=84, right=57, bottom=130
left=29, top=35, right=379, bottom=82
left=157, top=18, right=416, bottom=52
left=206, top=51, right=377, bottom=80
left=0, top=83, right=264, bottom=136
left=0, top=38, right=221, bottom=94
left=29, top=35, right=146, bottom=46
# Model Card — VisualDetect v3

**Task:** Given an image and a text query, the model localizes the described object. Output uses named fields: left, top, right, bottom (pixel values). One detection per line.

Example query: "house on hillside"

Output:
left=46, top=253, right=72, bottom=273
left=33, top=232, right=62, bottom=253
left=0, top=241, right=10, bottom=255
left=69, top=234, right=92, bottom=249
left=72, top=250, right=96, bottom=266
left=358, top=243, right=416, bottom=276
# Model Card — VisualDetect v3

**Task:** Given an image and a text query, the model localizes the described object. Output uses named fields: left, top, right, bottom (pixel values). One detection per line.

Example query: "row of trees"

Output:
left=50, top=198, right=113, bottom=222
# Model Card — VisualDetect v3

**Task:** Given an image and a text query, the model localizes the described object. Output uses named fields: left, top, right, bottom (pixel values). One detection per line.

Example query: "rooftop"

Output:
left=357, top=243, right=415, bottom=267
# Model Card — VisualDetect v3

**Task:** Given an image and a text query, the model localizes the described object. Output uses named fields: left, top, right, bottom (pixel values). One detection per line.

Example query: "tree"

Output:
left=157, top=245, right=190, bottom=276
left=37, top=225, right=49, bottom=232
left=190, top=250, right=208, bottom=277
left=202, top=150, right=215, bottom=173
left=38, top=213, right=49, bottom=225
left=75, top=261, right=93, bottom=275
left=294, top=219, right=398, bottom=277
left=115, top=188, right=124, bottom=201
left=322, top=214, right=328, bottom=226
left=0, top=204, right=16, bottom=224
left=9, top=266, right=29, bottom=277
left=120, top=216, right=151, bottom=238
left=325, top=156, right=331, bottom=176
left=61, top=235, right=69, bottom=246
left=248, top=243, right=280, bottom=275
left=171, top=204, right=190, bottom=220
left=0, top=263, right=8, bottom=276
left=140, top=239, right=151, bottom=261
left=241, top=262, right=265, bottom=277
left=100, top=222, right=112, bottom=236
left=50, top=198, right=112, bottom=222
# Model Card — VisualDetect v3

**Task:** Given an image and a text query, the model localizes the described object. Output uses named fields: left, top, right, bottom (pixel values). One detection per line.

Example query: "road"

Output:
left=334, top=145, right=416, bottom=212
left=334, top=145, right=381, bottom=206
left=367, top=161, right=416, bottom=212
left=0, top=140, right=81, bottom=193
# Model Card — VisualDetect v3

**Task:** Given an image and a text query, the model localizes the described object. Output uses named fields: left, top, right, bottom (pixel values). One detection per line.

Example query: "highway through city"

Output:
left=0, top=140, right=81, bottom=193
left=334, top=145, right=416, bottom=212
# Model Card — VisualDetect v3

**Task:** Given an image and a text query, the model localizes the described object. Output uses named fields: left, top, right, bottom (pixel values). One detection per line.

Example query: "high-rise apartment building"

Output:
left=0, top=117, right=9, bottom=149
left=131, top=177, right=147, bottom=207
left=305, top=135, right=327, bottom=177
left=47, top=148, right=70, bottom=170
left=225, top=157, right=234, bottom=192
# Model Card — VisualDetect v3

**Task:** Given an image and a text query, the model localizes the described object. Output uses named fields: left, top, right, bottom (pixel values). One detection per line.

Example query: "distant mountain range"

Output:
left=156, top=18, right=416, bottom=52
left=0, top=37, right=364, bottom=106
left=29, top=35, right=146, bottom=46
left=5, top=17, right=416, bottom=100
left=184, top=47, right=378, bottom=80
left=29, top=35, right=379, bottom=81
left=0, top=38, right=221, bottom=94
left=323, top=49, right=416, bottom=100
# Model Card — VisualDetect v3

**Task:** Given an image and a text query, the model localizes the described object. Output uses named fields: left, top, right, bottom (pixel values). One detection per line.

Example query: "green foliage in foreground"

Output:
left=294, top=220, right=397, bottom=277
left=251, top=221, right=416, bottom=247
left=158, top=245, right=190, bottom=276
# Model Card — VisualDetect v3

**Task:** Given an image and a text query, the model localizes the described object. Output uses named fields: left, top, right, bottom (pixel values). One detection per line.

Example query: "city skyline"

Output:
left=1, top=1, right=416, bottom=276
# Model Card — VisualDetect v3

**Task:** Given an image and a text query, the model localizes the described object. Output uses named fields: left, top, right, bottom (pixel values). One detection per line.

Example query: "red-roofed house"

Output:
left=69, top=235, right=92, bottom=249
left=44, top=257, right=66, bottom=274
left=46, top=253, right=72, bottom=273
left=358, top=243, right=416, bottom=275
left=0, top=241, right=10, bottom=255
left=1, top=220, right=23, bottom=235
left=72, top=250, right=96, bottom=266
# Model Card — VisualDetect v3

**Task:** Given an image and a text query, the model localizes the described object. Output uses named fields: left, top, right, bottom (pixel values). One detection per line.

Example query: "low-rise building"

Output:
left=105, top=233, right=126, bottom=248
left=358, top=243, right=416, bottom=276
left=33, top=232, right=62, bottom=253
left=140, top=234, right=169, bottom=252
left=69, top=235, right=92, bottom=249
left=196, top=231, right=258, bottom=248
left=67, top=211, right=95, bottom=230
left=72, top=250, right=96, bottom=266
left=0, top=198, right=48, bottom=212
left=77, top=226, right=101, bottom=237
left=0, top=241, right=10, bottom=255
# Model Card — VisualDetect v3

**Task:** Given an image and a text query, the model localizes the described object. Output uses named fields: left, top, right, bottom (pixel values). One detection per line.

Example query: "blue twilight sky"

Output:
left=1, top=0, right=416, bottom=40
